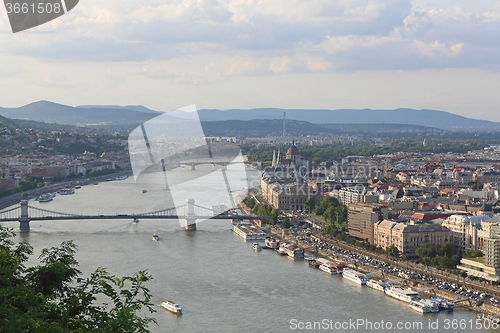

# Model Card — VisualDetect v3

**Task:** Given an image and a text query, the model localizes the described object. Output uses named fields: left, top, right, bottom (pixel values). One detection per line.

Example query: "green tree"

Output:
left=0, top=226, right=156, bottom=332
left=440, top=242, right=453, bottom=257
left=386, top=245, right=400, bottom=257
left=304, top=198, right=316, bottom=212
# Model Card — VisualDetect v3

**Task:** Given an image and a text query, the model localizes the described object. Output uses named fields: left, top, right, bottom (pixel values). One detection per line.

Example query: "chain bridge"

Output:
left=0, top=199, right=259, bottom=233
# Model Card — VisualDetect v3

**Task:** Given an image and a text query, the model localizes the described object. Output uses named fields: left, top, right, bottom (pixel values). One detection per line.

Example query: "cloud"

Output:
left=1, top=0, right=500, bottom=73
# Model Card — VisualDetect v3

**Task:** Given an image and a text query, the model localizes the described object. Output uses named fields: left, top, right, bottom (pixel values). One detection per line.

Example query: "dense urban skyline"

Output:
left=1, top=1, right=500, bottom=120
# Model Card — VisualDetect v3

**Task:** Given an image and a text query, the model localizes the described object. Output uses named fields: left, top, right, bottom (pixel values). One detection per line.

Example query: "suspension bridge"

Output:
left=0, top=199, right=260, bottom=232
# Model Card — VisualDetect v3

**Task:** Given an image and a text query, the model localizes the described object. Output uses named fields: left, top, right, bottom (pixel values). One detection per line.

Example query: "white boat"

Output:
left=410, top=300, right=431, bottom=313
left=342, top=268, right=368, bottom=285
left=422, top=299, right=439, bottom=313
left=75, top=185, right=81, bottom=189
left=59, top=188, right=75, bottom=195
left=252, top=243, right=262, bottom=251
left=37, top=194, right=53, bottom=202
left=319, top=264, right=341, bottom=275
left=430, top=297, right=453, bottom=311
left=280, top=243, right=304, bottom=258
left=265, top=237, right=279, bottom=249
left=366, top=279, right=385, bottom=292
left=384, top=286, right=420, bottom=303
left=161, top=301, right=182, bottom=314
left=152, top=233, right=159, bottom=241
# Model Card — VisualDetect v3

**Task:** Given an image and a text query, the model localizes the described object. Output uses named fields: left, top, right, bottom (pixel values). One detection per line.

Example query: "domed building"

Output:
left=286, top=140, right=300, bottom=163
left=270, top=139, right=308, bottom=184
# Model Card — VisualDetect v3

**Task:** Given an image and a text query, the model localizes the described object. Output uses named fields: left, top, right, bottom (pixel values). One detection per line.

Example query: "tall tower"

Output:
left=283, top=112, right=286, bottom=137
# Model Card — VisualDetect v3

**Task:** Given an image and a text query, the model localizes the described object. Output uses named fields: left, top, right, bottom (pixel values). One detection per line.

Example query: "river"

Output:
left=6, top=165, right=496, bottom=332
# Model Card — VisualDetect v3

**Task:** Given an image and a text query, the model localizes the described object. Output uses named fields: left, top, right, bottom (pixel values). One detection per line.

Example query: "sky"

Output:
left=1, top=0, right=500, bottom=121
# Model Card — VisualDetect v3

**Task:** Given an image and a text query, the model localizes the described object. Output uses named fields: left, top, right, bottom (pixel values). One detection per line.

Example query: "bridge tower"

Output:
left=19, top=200, right=30, bottom=233
left=185, top=198, right=197, bottom=230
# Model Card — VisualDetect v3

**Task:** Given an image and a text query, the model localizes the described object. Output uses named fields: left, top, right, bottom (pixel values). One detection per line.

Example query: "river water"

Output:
left=6, top=165, right=496, bottom=332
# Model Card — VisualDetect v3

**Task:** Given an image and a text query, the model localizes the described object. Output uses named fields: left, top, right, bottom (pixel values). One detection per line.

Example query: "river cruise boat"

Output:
left=422, top=299, right=439, bottom=313
left=366, top=279, right=386, bottom=292
left=342, top=268, right=368, bottom=285
left=409, top=300, right=431, bottom=313
left=252, top=243, right=262, bottom=251
left=430, top=298, right=453, bottom=311
left=59, top=188, right=75, bottom=195
left=161, top=301, right=182, bottom=314
left=233, top=224, right=267, bottom=240
left=265, top=237, right=279, bottom=249
left=319, top=264, right=342, bottom=275
left=152, top=233, right=159, bottom=241
left=384, top=286, right=420, bottom=303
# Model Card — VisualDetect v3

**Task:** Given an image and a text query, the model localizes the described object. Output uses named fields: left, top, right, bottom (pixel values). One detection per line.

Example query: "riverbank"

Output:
left=0, top=170, right=133, bottom=211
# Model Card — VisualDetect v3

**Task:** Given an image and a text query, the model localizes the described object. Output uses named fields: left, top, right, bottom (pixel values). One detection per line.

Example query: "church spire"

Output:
left=272, top=150, right=277, bottom=168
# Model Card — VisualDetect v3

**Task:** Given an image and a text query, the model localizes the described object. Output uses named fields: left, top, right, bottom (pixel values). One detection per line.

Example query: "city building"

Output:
left=374, top=220, right=450, bottom=255
left=347, top=203, right=388, bottom=244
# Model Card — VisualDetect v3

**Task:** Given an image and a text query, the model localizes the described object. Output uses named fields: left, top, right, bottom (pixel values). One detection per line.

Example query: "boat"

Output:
left=308, top=260, right=320, bottom=268
left=106, top=178, right=113, bottom=181
left=410, top=300, right=431, bottom=313
left=59, top=188, right=75, bottom=195
left=342, top=268, right=368, bottom=285
left=252, top=243, right=262, bottom=251
left=265, top=237, right=279, bottom=249
left=384, top=286, right=420, bottom=303
left=142, top=190, right=147, bottom=193
left=430, top=297, right=453, bottom=311
left=161, top=300, right=182, bottom=314
left=319, top=263, right=341, bottom=275
left=94, top=182, right=98, bottom=185
left=422, top=299, right=439, bottom=313
left=133, top=218, right=139, bottom=224
left=37, top=193, right=53, bottom=202
left=366, top=279, right=386, bottom=292
left=277, top=249, right=287, bottom=255
left=152, top=233, right=159, bottom=241
left=279, top=243, right=304, bottom=258
left=75, top=185, right=81, bottom=189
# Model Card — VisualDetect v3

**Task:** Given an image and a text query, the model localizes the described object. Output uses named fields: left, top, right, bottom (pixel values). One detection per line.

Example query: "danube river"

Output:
left=5, top=166, right=496, bottom=332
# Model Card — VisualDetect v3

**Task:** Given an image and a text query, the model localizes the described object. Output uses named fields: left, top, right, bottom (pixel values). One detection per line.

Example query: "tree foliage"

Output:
left=0, top=226, right=156, bottom=332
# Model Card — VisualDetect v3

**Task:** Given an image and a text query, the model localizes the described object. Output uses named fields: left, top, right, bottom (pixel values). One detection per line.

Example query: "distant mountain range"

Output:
left=0, top=101, right=498, bottom=132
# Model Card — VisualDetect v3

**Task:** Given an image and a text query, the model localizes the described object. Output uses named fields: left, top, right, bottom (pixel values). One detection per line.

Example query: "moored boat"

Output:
left=430, top=297, right=453, bottom=311
left=410, top=300, right=431, bottom=313
left=59, top=188, right=75, bottom=195
left=252, top=243, right=262, bottom=251
left=422, top=299, right=439, bottom=313
left=342, top=268, right=368, bottom=285
left=319, top=263, right=341, bottom=275
left=277, top=249, right=287, bottom=255
left=265, top=237, right=279, bottom=249
left=384, top=286, right=420, bottom=303
left=308, top=260, right=320, bottom=268
left=161, top=300, right=182, bottom=314
left=37, top=193, right=53, bottom=202
left=366, top=279, right=386, bottom=292
left=152, top=233, right=159, bottom=241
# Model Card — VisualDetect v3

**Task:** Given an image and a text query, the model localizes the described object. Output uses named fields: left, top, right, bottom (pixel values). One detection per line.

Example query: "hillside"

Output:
left=0, top=101, right=158, bottom=128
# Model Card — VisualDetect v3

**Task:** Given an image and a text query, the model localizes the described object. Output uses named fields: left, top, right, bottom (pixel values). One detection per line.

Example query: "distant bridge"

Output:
left=0, top=199, right=260, bottom=232
left=164, top=160, right=241, bottom=170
